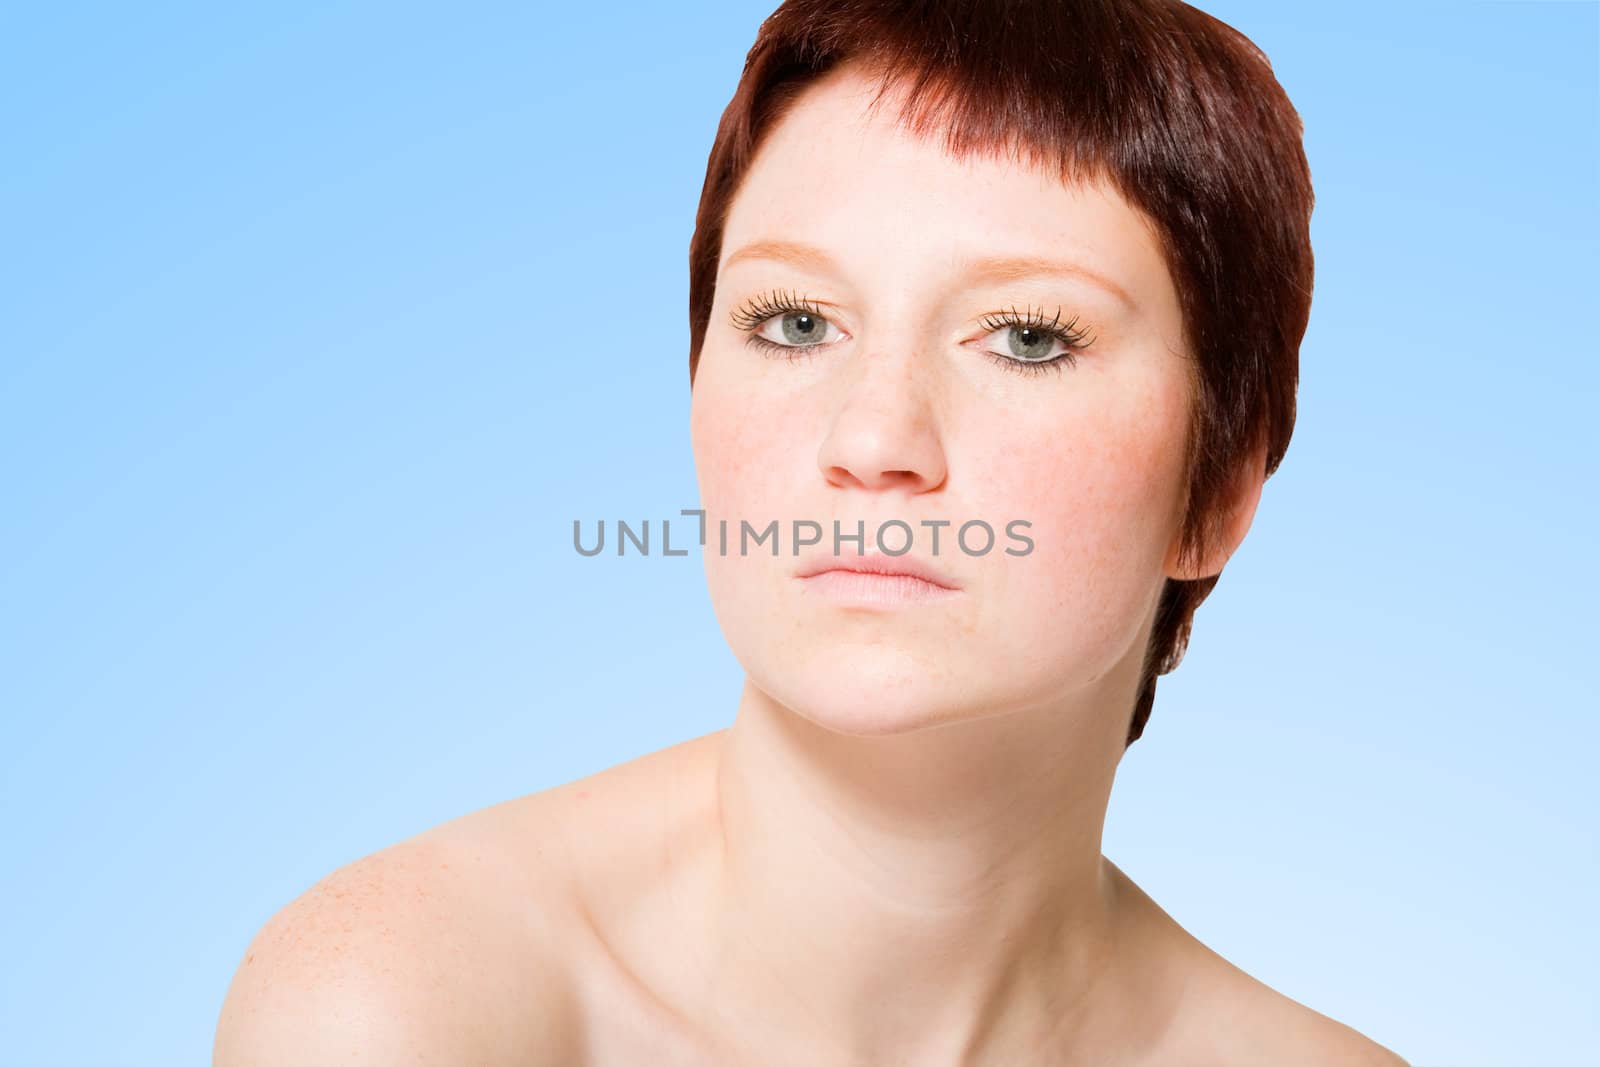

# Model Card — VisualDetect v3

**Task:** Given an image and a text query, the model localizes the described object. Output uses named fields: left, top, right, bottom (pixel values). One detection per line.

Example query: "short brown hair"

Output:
left=688, top=0, right=1314, bottom=747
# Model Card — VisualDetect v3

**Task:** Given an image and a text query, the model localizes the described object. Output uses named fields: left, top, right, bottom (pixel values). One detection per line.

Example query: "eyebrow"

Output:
left=720, top=238, right=1136, bottom=311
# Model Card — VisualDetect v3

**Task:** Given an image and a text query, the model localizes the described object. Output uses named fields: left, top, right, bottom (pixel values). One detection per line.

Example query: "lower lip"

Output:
left=798, top=570, right=960, bottom=606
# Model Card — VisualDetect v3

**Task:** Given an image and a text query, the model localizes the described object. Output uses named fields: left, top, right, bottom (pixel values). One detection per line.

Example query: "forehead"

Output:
left=719, top=65, right=1174, bottom=310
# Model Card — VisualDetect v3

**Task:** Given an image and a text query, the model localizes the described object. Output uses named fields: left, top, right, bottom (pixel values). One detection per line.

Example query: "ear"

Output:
left=1163, top=439, right=1269, bottom=582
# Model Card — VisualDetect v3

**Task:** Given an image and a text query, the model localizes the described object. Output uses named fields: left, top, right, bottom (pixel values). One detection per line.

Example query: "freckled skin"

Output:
left=216, top=62, right=1409, bottom=1067
left=690, top=69, right=1198, bottom=737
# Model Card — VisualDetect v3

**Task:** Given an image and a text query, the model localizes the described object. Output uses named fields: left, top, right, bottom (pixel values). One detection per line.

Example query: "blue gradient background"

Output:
left=1, top=2, right=1595, bottom=1064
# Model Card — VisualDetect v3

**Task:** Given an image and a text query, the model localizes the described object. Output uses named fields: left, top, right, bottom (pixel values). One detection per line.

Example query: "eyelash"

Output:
left=727, top=292, right=1094, bottom=376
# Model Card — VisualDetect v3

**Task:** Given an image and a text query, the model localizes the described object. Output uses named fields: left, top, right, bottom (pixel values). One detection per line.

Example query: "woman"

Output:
left=216, top=0, right=1411, bottom=1063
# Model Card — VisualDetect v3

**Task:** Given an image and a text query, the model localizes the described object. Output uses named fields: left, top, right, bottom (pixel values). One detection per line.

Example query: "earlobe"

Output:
left=1163, top=442, right=1269, bottom=582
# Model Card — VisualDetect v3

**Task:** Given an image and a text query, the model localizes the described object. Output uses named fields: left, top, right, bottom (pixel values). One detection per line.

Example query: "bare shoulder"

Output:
left=214, top=804, right=590, bottom=1065
left=1236, top=983, right=1410, bottom=1067
left=214, top=730, right=728, bottom=1065
left=1178, top=942, right=1411, bottom=1067
left=1106, top=861, right=1410, bottom=1067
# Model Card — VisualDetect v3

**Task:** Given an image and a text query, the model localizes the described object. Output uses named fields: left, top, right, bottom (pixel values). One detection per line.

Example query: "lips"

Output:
left=795, top=551, right=961, bottom=590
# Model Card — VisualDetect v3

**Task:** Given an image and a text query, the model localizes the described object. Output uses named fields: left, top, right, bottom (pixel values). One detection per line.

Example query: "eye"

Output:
left=729, top=290, right=847, bottom=360
left=755, top=309, right=840, bottom=350
left=975, top=306, right=1095, bottom=377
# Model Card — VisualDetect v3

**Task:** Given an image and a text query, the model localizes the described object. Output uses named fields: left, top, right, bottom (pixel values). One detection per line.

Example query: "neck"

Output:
left=705, top=667, right=1151, bottom=1063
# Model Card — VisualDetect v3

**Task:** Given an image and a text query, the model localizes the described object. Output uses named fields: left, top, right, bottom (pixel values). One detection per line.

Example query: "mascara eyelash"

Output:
left=976, top=306, right=1094, bottom=377
left=729, top=289, right=829, bottom=332
left=728, top=294, right=1096, bottom=372
left=729, top=290, right=836, bottom=362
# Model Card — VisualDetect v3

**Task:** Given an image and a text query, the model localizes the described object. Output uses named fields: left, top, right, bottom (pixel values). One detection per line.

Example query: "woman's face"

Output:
left=690, top=66, right=1195, bottom=737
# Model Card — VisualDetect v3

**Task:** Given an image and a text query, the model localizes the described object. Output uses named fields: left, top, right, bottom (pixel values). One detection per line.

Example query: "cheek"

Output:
left=969, top=382, right=1188, bottom=670
left=691, top=367, right=842, bottom=692
left=689, top=368, right=815, bottom=626
left=690, top=372, right=805, bottom=520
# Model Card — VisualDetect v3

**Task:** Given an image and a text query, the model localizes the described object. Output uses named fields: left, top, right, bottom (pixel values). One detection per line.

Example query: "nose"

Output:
left=816, top=346, right=947, bottom=494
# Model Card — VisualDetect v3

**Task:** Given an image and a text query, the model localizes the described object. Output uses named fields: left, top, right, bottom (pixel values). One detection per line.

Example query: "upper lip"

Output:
left=795, top=551, right=961, bottom=590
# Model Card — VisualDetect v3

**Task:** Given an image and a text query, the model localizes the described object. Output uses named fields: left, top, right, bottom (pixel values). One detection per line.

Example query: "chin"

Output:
left=786, top=695, right=965, bottom=737
left=749, top=644, right=988, bottom=737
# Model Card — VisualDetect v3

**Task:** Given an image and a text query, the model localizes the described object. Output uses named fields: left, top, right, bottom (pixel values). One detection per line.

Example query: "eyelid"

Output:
left=973, top=305, right=1095, bottom=347
left=728, top=289, right=849, bottom=334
